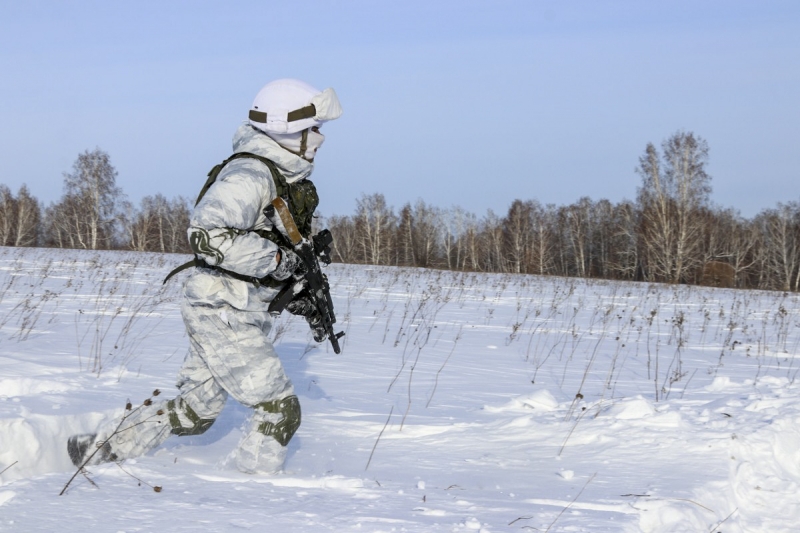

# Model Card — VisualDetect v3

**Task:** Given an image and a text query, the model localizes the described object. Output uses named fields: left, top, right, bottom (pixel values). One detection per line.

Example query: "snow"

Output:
left=1, top=245, right=800, bottom=532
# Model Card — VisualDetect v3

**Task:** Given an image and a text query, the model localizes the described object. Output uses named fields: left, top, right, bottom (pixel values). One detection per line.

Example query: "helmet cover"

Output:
left=249, top=79, right=342, bottom=135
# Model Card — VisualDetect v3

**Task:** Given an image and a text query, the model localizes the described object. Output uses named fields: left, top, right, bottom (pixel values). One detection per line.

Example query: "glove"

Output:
left=286, top=291, right=328, bottom=343
left=306, top=313, right=328, bottom=343
left=269, top=247, right=303, bottom=281
left=286, top=293, right=316, bottom=317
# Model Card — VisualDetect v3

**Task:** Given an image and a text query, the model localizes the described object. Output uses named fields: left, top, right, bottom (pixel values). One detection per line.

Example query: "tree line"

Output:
left=327, top=132, right=800, bottom=292
left=1, top=132, right=799, bottom=291
left=0, top=149, right=191, bottom=254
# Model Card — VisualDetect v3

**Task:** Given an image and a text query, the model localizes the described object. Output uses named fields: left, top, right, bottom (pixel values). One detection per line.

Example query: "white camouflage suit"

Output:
left=93, top=122, right=319, bottom=473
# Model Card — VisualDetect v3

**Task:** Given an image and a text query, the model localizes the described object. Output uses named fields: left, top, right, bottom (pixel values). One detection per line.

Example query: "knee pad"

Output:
left=255, top=395, right=301, bottom=446
left=167, top=398, right=216, bottom=436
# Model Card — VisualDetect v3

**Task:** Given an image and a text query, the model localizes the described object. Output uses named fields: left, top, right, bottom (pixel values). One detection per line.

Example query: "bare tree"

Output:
left=482, top=210, right=506, bottom=273
left=608, top=200, right=641, bottom=281
left=49, top=149, right=123, bottom=250
left=396, top=200, right=441, bottom=268
left=560, top=197, right=594, bottom=278
left=120, top=194, right=191, bottom=253
left=396, top=204, right=415, bottom=267
left=0, top=185, right=13, bottom=245
left=12, top=185, right=41, bottom=247
left=327, top=214, right=358, bottom=263
left=439, top=206, right=466, bottom=270
left=354, top=193, right=397, bottom=265
left=121, top=199, right=153, bottom=252
left=0, top=185, right=38, bottom=246
left=147, top=194, right=190, bottom=253
left=637, top=142, right=671, bottom=281
left=445, top=208, right=479, bottom=271
left=636, top=132, right=711, bottom=283
left=410, top=200, right=441, bottom=268
left=589, top=199, right=615, bottom=279
left=727, top=216, right=760, bottom=288
left=166, top=196, right=192, bottom=253
left=757, top=202, right=800, bottom=291
left=503, top=200, right=534, bottom=274
left=695, top=207, right=757, bottom=288
left=45, top=196, right=82, bottom=249
left=663, top=132, right=711, bottom=281
left=535, top=203, right=559, bottom=276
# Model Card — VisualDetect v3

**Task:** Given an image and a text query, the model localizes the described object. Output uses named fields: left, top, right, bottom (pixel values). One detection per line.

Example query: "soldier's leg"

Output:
left=235, top=393, right=301, bottom=473
left=99, top=370, right=226, bottom=464
left=182, top=301, right=299, bottom=474
left=68, top=307, right=228, bottom=467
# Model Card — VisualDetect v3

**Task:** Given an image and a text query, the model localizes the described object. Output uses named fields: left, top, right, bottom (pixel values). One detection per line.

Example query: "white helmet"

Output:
left=248, top=79, right=343, bottom=135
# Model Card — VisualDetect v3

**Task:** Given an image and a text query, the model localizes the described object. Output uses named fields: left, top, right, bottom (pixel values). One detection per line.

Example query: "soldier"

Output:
left=69, top=79, right=342, bottom=474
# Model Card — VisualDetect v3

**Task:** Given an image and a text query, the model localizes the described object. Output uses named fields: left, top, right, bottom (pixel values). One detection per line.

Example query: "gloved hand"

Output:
left=269, top=247, right=303, bottom=281
left=286, top=291, right=328, bottom=342
left=286, top=292, right=316, bottom=316
left=306, top=313, right=328, bottom=343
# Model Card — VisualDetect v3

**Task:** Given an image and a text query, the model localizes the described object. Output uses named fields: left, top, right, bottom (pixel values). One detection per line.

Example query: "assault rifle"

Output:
left=265, top=197, right=344, bottom=354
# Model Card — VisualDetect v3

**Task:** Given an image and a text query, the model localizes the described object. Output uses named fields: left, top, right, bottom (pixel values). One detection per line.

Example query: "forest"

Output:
left=1, top=131, right=798, bottom=291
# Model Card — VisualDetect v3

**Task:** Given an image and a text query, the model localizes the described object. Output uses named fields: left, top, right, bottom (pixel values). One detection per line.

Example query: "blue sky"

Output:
left=1, top=1, right=798, bottom=218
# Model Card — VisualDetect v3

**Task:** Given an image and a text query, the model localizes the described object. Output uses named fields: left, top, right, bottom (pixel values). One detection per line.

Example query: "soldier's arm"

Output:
left=188, top=161, right=281, bottom=278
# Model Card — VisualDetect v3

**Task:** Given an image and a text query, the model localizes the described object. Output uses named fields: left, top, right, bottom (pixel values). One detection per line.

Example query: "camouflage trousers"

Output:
left=98, top=299, right=300, bottom=474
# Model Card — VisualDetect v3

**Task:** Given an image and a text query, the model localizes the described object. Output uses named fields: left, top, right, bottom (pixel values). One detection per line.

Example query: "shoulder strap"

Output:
left=165, top=152, right=287, bottom=284
left=194, top=152, right=285, bottom=206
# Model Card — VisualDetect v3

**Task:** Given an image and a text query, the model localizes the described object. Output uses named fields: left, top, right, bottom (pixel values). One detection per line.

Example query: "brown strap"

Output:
left=249, top=104, right=316, bottom=124
left=271, top=197, right=302, bottom=246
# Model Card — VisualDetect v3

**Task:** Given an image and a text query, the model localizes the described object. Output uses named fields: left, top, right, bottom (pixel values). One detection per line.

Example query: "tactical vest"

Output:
left=163, top=152, right=318, bottom=285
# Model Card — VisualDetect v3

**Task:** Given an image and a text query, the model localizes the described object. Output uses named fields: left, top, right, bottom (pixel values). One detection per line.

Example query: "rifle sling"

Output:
left=162, top=256, right=284, bottom=288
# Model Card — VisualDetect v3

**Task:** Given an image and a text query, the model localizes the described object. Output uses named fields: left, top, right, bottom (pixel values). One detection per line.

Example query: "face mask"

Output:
left=268, top=127, right=324, bottom=161
left=304, top=128, right=325, bottom=161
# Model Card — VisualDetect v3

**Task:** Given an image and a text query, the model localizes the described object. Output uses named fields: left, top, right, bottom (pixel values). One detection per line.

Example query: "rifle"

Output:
left=265, top=197, right=344, bottom=354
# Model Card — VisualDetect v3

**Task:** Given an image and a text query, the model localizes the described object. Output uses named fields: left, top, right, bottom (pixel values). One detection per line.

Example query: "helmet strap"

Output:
left=272, top=128, right=314, bottom=162
left=299, top=128, right=309, bottom=158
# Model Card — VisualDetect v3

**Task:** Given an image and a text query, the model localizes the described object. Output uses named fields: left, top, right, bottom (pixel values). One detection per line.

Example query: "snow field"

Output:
left=0, top=246, right=799, bottom=531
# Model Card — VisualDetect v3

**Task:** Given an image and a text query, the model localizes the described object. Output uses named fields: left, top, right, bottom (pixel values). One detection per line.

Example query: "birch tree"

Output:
left=503, top=200, right=534, bottom=274
left=326, top=214, right=358, bottom=263
left=0, top=185, right=13, bottom=245
left=757, top=202, right=800, bottom=291
left=636, top=132, right=711, bottom=283
left=13, top=185, right=41, bottom=247
left=354, top=193, right=396, bottom=265
left=51, top=149, right=123, bottom=250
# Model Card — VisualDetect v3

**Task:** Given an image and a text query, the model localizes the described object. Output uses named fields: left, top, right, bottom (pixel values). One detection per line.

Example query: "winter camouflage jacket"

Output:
left=184, top=122, right=316, bottom=311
